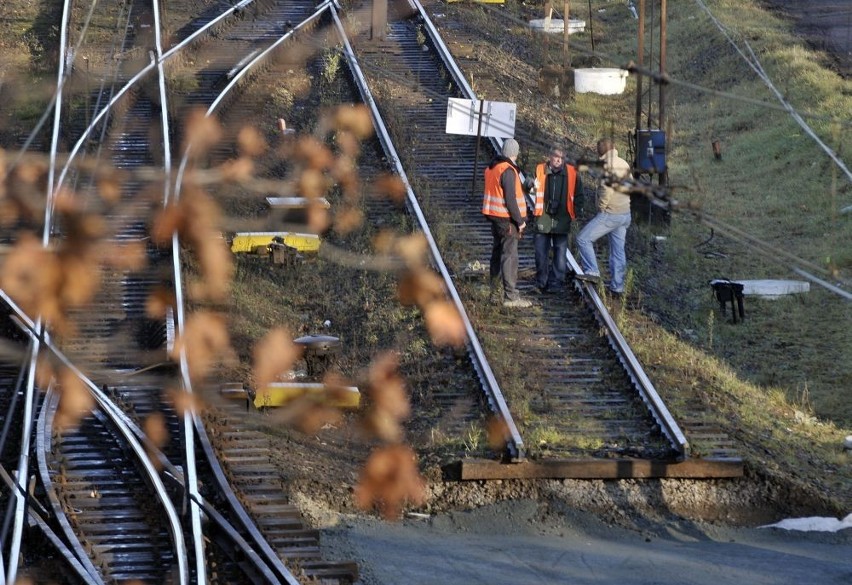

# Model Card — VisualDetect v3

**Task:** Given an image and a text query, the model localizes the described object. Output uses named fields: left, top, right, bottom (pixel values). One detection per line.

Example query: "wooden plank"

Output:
left=452, top=457, right=743, bottom=480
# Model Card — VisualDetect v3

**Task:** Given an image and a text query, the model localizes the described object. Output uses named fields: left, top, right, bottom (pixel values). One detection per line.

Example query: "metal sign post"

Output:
left=471, top=99, right=485, bottom=200
left=445, top=98, right=517, bottom=200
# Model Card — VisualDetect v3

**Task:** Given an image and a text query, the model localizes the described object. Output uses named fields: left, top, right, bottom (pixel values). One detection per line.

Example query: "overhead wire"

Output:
left=454, top=1, right=850, bottom=298
left=691, top=0, right=852, bottom=200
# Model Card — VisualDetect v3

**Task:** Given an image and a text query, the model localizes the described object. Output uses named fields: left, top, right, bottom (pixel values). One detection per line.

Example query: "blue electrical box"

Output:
left=635, top=130, right=666, bottom=173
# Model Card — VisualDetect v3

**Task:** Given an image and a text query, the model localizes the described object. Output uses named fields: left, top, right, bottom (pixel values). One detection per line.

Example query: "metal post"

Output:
left=635, top=0, right=645, bottom=136
left=587, top=0, right=595, bottom=52
left=84, top=56, right=90, bottom=128
left=659, top=0, right=667, bottom=133
left=563, top=1, right=571, bottom=70
left=371, top=0, right=387, bottom=41
left=471, top=99, right=485, bottom=201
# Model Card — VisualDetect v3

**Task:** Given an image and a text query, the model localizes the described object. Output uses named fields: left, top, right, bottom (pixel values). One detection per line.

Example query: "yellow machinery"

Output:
left=229, top=231, right=320, bottom=254
left=254, top=382, right=361, bottom=409
left=220, top=382, right=360, bottom=410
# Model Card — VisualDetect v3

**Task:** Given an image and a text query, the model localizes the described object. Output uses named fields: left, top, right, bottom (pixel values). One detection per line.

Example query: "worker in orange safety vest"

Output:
left=530, top=146, right=583, bottom=293
left=482, top=138, right=531, bottom=308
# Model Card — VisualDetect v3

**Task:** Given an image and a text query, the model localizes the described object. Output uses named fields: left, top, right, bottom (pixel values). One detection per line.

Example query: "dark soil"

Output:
left=760, top=0, right=852, bottom=77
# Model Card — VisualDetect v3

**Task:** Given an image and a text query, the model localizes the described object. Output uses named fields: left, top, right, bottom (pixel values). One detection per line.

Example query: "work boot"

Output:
left=575, top=272, right=601, bottom=284
left=503, top=297, right=532, bottom=308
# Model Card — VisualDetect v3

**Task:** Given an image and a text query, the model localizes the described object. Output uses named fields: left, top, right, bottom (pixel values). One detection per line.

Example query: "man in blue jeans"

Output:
left=575, top=138, right=632, bottom=296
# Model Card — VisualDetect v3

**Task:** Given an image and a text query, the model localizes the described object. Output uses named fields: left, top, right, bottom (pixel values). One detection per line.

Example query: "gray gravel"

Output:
left=321, top=499, right=852, bottom=585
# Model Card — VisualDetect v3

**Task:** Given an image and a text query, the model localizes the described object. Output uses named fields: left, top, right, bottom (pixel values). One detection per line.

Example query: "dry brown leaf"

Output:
left=395, top=233, right=428, bottom=267
left=332, top=156, right=360, bottom=201
left=252, top=327, right=302, bottom=391
left=333, top=206, right=364, bottom=235
left=371, top=174, right=407, bottom=204
left=55, top=368, right=95, bottom=431
left=151, top=203, right=185, bottom=245
left=144, top=412, right=169, bottom=448
left=96, top=168, right=127, bottom=203
left=424, top=300, right=467, bottom=348
left=35, top=353, right=55, bottom=389
left=485, top=416, right=511, bottom=450
left=295, top=137, right=334, bottom=170
left=104, top=241, right=147, bottom=271
left=167, top=387, right=203, bottom=417
left=183, top=108, right=223, bottom=157
left=192, top=235, right=233, bottom=302
left=146, top=287, right=176, bottom=319
left=335, top=131, right=361, bottom=158
left=306, top=201, right=331, bottom=234
left=364, top=352, right=410, bottom=442
left=219, top=157, right=255, bottom=182
left=1, top=232, right=63, bottom=322
left=397, top=269, right=445, bottom=308
left=362, top=410, right=403, bottom=443
left=59, top=255, right=100, bottom=307
left=354, top=445, right=427, bottom=520
left=237, top=125, right=268, bottom=157
left=172, top=312, right=232, bottom=383
left=334, top=104, right=374, bottom=139
left=274, top=396, right=342, bottom=435
left=298, top=168, right=328, bottom=198
left=371, top=230, right=396, bottom=255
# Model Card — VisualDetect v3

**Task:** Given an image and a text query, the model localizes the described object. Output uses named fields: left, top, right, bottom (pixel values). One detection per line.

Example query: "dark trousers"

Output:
left=489, top=217, right=520, bottom=300
left=534, top=231, right=569, bottom=289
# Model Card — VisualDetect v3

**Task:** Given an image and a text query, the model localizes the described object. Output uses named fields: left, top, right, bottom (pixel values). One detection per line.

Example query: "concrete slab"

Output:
left=734, top=279, right=810, bottom=299
left=528, top=18, right=586, bottom=34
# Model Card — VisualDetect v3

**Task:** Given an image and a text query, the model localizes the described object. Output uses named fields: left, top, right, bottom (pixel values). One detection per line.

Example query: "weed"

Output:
left=322, top=50, right=341, bottom=86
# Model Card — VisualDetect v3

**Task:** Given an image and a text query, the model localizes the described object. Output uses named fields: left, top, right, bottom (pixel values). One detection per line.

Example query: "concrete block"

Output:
left=734, top=280, right=810, bottom=299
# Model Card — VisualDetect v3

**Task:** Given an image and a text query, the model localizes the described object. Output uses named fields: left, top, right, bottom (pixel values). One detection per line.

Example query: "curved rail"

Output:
left=151, top=0, right=207, bottom=579
left=170, top=4, right=334, bottom=582
left=4, top=293, right=189, bottom=583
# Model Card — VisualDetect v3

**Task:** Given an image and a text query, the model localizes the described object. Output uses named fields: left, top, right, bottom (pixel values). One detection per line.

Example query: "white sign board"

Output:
left=445, top=98, right=516, bottom=139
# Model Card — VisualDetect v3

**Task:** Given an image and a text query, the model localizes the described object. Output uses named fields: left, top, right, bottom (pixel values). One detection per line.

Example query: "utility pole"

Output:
left=632, top=0, right=668, bottom=223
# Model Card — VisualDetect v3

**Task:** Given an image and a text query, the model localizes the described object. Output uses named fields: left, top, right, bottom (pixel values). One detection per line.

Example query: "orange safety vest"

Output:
left=533, top=163, right=577, bottom=219
left=482, top=161, right=525, bottom=219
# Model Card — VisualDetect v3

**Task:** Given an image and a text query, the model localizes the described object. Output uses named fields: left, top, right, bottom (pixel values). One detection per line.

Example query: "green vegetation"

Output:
left=438, top=0, right=851, bottom=508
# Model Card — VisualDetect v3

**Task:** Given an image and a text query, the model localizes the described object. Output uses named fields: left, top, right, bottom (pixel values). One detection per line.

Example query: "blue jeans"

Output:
left=576, top=211, right=631, bottom=292
left=533, top=232, right=569, bottom=289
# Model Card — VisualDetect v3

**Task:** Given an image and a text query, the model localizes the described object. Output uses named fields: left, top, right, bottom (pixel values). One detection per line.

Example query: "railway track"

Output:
left=3, top=0, right=358, bottom=582
left=346, top=0, right=742, bottom=478
left=0, top=0, right=746, bottom=580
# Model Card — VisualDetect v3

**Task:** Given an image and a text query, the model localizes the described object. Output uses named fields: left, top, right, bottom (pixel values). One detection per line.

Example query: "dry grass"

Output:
left=438, top=0, right=851, bottom=510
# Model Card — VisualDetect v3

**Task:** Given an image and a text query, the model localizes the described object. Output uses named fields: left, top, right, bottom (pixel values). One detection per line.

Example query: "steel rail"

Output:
left=5, top=0, right=75, bottom=580
left=2, top=292, right=189, bottom=584
left=331, top=5, right=526, bottom=459
left=34, top=390, right=112, bottom=585
left=151, top=1, right=207, bottom=580
left=377, top=0, right=690, bottom=459
left=52, top=0, right=261, bottom=196
left=410, top=0, right=508, bottom=167
left=0, top=353, right=29, bottom=562
left=0, top=459, right=99, bottom=584
left=565, top=254, right=689, bottom=457
left=9, top=309, right=284, bottom=583
left=170, top=5, right=332, bottom=582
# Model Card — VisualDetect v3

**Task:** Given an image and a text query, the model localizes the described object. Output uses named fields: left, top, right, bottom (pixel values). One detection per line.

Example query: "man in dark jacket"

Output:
left=482, top=138, right=532, bottom=308
left=530, top=146, right=583, bottom=293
